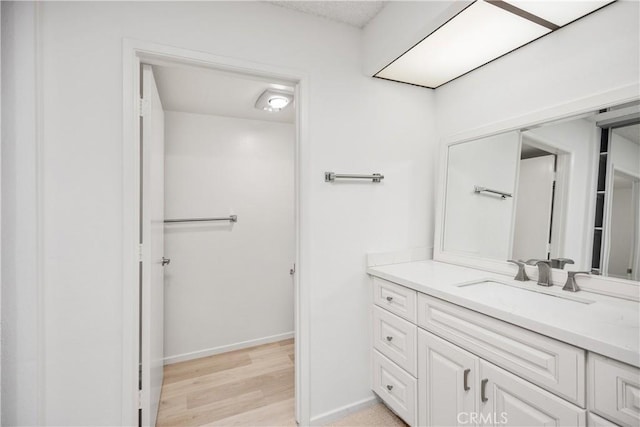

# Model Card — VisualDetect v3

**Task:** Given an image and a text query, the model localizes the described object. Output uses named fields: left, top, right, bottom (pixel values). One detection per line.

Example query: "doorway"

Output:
left=122, top=41, right=307, bottom=427
left=512, top=140, right=558, bottom=262
left=607, top=169, right=640, bottom=280
left=511, top=134, right=570, bottom=265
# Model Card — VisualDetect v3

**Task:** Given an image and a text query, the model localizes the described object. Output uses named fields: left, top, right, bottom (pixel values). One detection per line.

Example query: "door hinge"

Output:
left=138, top=244, right=143, bottom=262
left=138, top=389, right=143, bottom=409
left=138, top=98, right=148, bottom=117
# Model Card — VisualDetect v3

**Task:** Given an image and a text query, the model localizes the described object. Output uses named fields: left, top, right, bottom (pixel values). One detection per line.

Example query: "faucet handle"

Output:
left=551, top=258, right=575, bottom=269
left=567, top=271, right=590, bottom=277
left=507, top=260, right=529, bottom=281
left=563, top=271, right=590, bottom=292
left=526, top=259, right=551, bottom=266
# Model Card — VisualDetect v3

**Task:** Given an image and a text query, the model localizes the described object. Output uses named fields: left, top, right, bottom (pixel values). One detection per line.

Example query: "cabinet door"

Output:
left=480, top=361, right=586, bottom=427
left=588, top=353, right=640, bottom=426
left=418, top=330, right=479, bottom=427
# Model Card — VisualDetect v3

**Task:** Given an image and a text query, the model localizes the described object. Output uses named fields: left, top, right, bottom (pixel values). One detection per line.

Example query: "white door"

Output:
left=418, top=330, right=479, bottom=427
left=479, top=360, right=585, bottom=426
left=512, top=155, right=555, bottom=261
left=141, top=64, right=165, bottom=427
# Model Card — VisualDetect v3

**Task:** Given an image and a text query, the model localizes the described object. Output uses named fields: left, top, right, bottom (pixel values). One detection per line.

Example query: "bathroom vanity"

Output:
left=367, top=101, right=640, bottom=426
left=368, top=260, right=639, bottom=426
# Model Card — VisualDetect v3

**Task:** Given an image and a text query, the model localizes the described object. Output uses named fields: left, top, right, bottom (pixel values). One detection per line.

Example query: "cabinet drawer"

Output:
left=481, top=360, right=586, bottom=426
left=373, top=305, right=417, bottom=376
left=372, top=350, right=417, bottom=426
left=373, top=277, right=417, bottom=322
left=588, top=353, right=640, bottom=426
left=417, top=293, right=586, bottom=406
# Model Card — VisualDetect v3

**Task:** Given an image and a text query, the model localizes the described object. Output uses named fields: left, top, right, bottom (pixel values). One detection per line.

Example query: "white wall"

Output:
left=5, top=2, right=436, bottom=425
left=163, top=111, right=295, bottom=363
left=1, top=2, right=41, bottom=425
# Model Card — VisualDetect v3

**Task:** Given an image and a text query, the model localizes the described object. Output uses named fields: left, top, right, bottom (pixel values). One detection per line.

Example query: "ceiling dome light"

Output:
left=255, top=88, right=294, bottom=112
left=268, top=96, right=289, bottom=109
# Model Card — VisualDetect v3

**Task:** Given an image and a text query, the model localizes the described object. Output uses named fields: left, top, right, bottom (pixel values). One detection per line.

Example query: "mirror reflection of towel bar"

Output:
left=164, top=215, right=237, bottom=223
left=473, top=186, right=512, bottom=199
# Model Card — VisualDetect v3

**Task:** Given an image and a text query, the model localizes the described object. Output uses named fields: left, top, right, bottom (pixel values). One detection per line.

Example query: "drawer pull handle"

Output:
left=386, top=385, right=393, bottom=391
left=463, top=368, right=471, bottom=391
left=481, top=379, right=488, bottom=402
left=386, top=336, right=393, bottom=341
left=386, top=296, right=393, bottom=302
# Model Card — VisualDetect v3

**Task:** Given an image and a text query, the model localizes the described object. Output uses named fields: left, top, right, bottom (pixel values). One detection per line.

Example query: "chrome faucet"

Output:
left=562, top=271, right=590, bottom=292
left=507, top=260, right=529, bottom=281
left=534, top=260, right=553, bottom=287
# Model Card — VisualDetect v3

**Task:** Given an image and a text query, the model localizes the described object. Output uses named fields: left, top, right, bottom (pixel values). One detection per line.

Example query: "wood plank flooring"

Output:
left=157, top=339, right=295, bottom=426
left=156, top=338, right=406, bottom=426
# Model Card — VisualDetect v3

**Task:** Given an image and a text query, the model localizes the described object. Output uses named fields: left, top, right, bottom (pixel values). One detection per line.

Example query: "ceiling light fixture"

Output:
left=255, top=89, right=294, bottom=112
left=374, top=0, right=615, bottom=88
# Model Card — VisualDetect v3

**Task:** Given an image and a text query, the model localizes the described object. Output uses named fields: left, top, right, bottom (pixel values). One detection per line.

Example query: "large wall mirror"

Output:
left=437, top=100, right=640, bottom=288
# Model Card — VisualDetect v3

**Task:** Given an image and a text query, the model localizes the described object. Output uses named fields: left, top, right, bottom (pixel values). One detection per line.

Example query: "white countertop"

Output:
left=368, top=260, right=640, bottom=368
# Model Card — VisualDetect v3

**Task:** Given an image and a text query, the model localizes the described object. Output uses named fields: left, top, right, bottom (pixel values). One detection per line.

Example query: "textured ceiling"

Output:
left=152, top=65, right=295, bottom=124
left=267, top=1, right=386, bottom=28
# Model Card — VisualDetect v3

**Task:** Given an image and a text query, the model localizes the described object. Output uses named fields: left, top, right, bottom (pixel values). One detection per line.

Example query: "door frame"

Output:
left=121, top=38, right=310, bottom=426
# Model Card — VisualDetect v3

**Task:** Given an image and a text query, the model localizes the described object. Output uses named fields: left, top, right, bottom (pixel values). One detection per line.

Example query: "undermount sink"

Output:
left=456, top=280, right=596, bottom=305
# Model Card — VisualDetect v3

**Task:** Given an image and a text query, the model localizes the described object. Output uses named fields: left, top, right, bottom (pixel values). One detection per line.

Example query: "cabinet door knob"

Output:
left=481, top=379, right=489, bottom=402
left=161, top=257, right=171, bottom=266
left=386, top=385, right=393, bottom=391
left=386, top=336, right=393, bottom=341
left=463, top=368, right=471, bottom=391
left=386, top=296, right=393, bottom=302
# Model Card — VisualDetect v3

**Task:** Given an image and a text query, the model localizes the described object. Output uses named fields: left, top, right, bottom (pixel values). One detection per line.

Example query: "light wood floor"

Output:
left=156, top=339, right=406, bottom=427
left=157, top=339, right=296, bottom=426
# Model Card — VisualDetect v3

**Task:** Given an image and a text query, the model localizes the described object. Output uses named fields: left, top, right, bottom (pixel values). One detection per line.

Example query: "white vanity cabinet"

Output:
left=417, top=330, right=585, bottom=426
left=371, top=275, right=640, bottom=427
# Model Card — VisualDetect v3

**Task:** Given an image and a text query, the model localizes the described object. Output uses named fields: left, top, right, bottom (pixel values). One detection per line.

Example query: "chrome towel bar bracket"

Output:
left=325, top=172, right=384, bottom=183
left=164, top=215, right=237, bottom=224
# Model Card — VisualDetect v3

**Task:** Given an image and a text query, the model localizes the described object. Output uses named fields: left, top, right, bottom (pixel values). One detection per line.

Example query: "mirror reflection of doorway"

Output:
left=607, top=169, right=640, bottom=281
left=512, top=139, right=563, bottom=263
left=595, top=120, right=640, bottom=280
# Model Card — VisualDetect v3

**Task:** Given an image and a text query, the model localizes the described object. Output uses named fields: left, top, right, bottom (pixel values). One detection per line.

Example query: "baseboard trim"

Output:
left=309, top=395, right=380, bottom=426
left=163, top=331, right=294, bottom=365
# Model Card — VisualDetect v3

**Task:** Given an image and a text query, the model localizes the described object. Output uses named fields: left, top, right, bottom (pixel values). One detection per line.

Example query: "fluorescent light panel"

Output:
left=506, top=1, right=613, bottom=26
left=376, top=1, right=550, bottom=88
left=375, top=0, right=614, bottom=88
